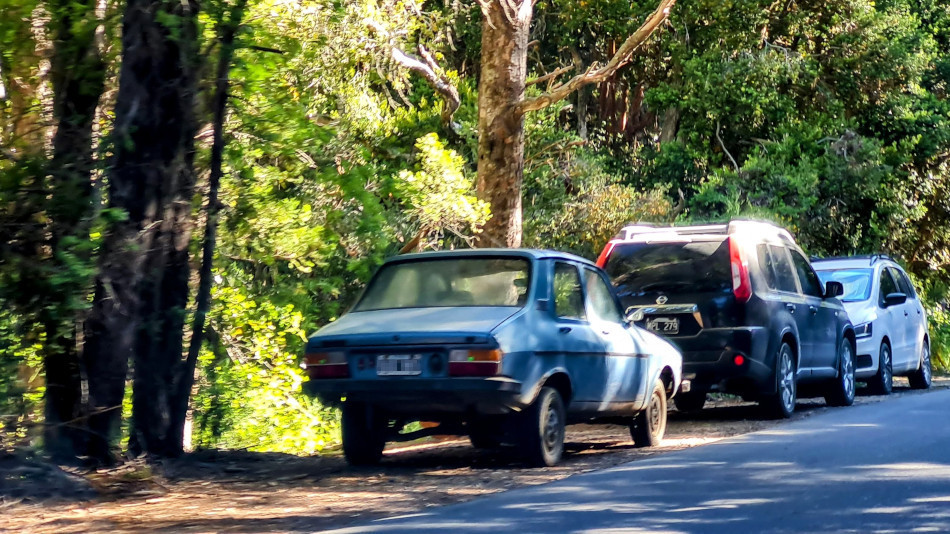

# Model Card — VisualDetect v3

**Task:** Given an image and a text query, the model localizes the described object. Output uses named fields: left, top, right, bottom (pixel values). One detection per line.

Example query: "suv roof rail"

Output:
left=812, top=254, right=894, bottom=265
left=615, top=219, right=794, bottom=242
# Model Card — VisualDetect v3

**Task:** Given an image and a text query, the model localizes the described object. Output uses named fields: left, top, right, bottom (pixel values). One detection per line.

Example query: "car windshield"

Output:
left=354, top=257, right=530, bottom=311
left=816, top=268, right=872, bottom=302
left=604, top=240, right=732, bottom=296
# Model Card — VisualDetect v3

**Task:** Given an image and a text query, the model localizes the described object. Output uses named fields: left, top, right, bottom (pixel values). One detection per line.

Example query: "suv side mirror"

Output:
left=883, top=292, right=907, bottom=307
left=825, top=281, right=844, bottom=299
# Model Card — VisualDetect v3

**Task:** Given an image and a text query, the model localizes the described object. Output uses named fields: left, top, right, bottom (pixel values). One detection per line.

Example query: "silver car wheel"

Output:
left=779, top=348, right=795, bottom=412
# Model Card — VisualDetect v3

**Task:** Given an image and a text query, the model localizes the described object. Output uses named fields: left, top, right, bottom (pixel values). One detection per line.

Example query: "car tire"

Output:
left=867, top=342, right=893, bottom=395
left=761, top=342, right=796, bottom=419
left=673, top=391, right=706, bottom=413
left=908, top=341, right=933, bottom=390
left=631, top=378, right=667, bottom=448
left=825, top=337, right=856, bottom=407
left=341, top=402, right=387, bottom=466
left=519, top=386, right=565, bottom=467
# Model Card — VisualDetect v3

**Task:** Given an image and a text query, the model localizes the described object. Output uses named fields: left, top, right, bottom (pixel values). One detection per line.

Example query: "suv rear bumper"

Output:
left=673, top=327, right=774, bottom=395
left=303, top=377, right=524, bottom=415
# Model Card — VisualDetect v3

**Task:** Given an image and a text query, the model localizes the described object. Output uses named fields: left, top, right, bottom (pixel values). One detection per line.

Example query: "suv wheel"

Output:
left=519, top=387, right=565, bottom=467
left=868, top=342, right=893, bottom=395
left=673, top=391, right=707, bottom=413
left=825, top=338, right=856, bottom=407
left=761, top=342, right=796, bottom=419
left=342, top=402, right=387, bottom=466
left=908, top=341, right=933, bottom=390
left=631, top=379, right=668, bottom=448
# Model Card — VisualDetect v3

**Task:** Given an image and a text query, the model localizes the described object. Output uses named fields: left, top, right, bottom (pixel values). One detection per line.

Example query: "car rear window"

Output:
left=354, top=257, right=530, bottom=311
left=604, top=240, right=732, bottom=296
left=815, top=268, right=872, bottom=302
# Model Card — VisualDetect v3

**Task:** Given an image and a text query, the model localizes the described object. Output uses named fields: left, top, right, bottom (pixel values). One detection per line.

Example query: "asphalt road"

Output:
left=329, top=388, right=950, bottom=533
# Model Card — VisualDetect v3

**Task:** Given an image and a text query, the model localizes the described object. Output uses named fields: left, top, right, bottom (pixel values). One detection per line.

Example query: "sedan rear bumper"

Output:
left=303, top=377, right=525, bottom=415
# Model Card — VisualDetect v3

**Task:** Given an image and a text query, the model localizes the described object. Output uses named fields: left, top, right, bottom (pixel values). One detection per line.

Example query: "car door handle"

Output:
left=904, top=311, right=909, bottom=317
left=809, top=305, right=818, bottom=314
left=559, top=326, right=572, bottom=334
left=785, top=303, right=795, bottom=314
left=601, top=330, right=611, bottom=335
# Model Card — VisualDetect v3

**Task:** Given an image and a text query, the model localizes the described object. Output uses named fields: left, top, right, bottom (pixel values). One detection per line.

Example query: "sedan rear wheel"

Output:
left=761, top=342, right=796, bottom=419
left=825, top=338, right=856, bottom=407
left=341, top=402, right=387, bottom=466
left=631, top=379, right=667, bottom=448
left=908, top=342, right=933, bottom=390
left=868, top=342, right=893, bottom=396
left=519, top=387, right=565, bottom=467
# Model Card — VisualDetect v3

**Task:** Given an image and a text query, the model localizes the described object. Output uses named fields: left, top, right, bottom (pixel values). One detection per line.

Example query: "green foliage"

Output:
left=0, top=312, right=44, bottom=451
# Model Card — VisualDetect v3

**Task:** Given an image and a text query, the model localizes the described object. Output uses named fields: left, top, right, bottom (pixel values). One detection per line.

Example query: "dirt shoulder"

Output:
left=4, top=377, right=947, bottom=534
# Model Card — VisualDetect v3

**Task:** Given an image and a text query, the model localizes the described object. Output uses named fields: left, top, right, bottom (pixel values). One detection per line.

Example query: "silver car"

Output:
left=814, top=255, right=932, bottom=394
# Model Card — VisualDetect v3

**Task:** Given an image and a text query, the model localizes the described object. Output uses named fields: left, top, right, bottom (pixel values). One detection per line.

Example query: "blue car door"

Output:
left=551, top=261, right=608, bottom=404
left=581, top=267, right=642, bottom=406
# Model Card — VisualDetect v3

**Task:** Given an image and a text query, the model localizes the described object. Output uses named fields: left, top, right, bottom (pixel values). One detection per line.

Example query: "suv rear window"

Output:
left=604, top=240, right=732, bottom=296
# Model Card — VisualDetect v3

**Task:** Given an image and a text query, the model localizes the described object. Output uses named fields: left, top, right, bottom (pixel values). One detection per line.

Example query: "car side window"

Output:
left=584, top=269, right=624, bottom=324
left=879, top=268, right=899, bottom=306
left=756, top=244, right=778, bottom=290
left=891, top=267, right=917, bottom=299
left=790, top=250, right=823, bottom=298
left=768, top=245, right=798, bottom=293
left=553, top=262, right=587, bottom=321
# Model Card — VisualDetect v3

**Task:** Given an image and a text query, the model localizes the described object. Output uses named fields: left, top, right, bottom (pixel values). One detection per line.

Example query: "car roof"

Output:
left=611, top=219, right=796, bottom=245
left=390, top=248, right=597, bottom=267
left=812, top=255, right=897, bottom=271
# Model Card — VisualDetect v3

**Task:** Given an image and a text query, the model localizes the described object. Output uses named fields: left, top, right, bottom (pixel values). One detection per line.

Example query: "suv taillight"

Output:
left=729, top=237, right=752, bottom=302
left=304, top=351, right=349, bottom=378
left=596, top=240, right=619, bottom=268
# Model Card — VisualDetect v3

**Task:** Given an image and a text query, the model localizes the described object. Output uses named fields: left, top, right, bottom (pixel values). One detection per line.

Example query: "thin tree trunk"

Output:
left=170, top=0, right=248, bottom=454
left=126, top=0, right=201, bottom=458
left=43, top=0, right=106, bottom=461
left=474, top=0, right=532, bottom=248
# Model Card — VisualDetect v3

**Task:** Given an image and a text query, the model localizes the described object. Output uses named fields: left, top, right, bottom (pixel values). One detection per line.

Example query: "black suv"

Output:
left=596, top=221, right=857, bottom=417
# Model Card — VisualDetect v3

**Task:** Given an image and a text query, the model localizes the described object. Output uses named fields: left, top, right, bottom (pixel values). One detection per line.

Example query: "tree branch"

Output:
left=526, top=64, right=575, bottom=87
left=518, top=0, right=676, bottom=114
left=368, top=21, right=460, bottom=125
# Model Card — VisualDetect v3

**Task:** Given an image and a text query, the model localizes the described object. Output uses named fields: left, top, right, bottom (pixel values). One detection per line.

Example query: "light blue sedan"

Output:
left=304, top=249, right=684, bottom=466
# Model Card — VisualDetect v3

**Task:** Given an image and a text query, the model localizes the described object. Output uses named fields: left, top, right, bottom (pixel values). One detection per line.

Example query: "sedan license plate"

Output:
left=377, top=354, right=423, bottom=376
left=646, top=317, right=680, bottom=335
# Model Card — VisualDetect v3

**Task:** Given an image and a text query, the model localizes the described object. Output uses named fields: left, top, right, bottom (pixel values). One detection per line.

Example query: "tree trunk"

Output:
left=171, top=0, right=248, bottom=454
left=43, top=0, right=106, bottom=461
left=474, top=0, right=532, bottom=248
left=83, top=0, right=199, bottom=463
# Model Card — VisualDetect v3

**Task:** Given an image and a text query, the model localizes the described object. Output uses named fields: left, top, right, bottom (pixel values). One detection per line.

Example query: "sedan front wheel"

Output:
left=631, top=378, right=667, bottom=448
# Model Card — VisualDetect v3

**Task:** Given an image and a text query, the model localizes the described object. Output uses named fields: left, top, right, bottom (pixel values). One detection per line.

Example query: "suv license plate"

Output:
left=377, top=354, right=423, bottom=376
left=646, top=317, right=680, bottom=335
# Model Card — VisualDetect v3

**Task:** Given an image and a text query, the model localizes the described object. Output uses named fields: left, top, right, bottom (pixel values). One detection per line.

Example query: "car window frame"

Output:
left=582, top=267, right=625, bottom=325
left=767, top=245, right=801, bottom=295
left=878, top=267, right=900, bottom=307
left=789, top=248, right=824, bottom=298
left=890, top=266, right=917, bottom=300
left=552, top=261, right=589, bottom=323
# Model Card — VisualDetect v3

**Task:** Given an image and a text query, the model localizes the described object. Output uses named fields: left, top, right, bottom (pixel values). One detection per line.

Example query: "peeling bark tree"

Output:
left=473, top=0, right=677, bottom=248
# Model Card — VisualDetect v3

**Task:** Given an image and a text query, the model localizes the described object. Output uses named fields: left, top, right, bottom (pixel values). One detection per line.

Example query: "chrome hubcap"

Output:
left=923, top=346, right=932, bottom=382
left=780, top=350, right=794, bottom=410
left=649, top=392, right=662, bottom=436
left=543, top=406, right=561, bottom=451
left=882, top=346, right=891, bottom=386
left=842, top=344, right=854, bottom=399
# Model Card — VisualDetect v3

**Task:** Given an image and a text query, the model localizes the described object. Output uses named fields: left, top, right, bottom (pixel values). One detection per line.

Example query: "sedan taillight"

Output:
left=303, top=351, right=349, bottom=379
left=448, top=349, right=503, bottom=377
